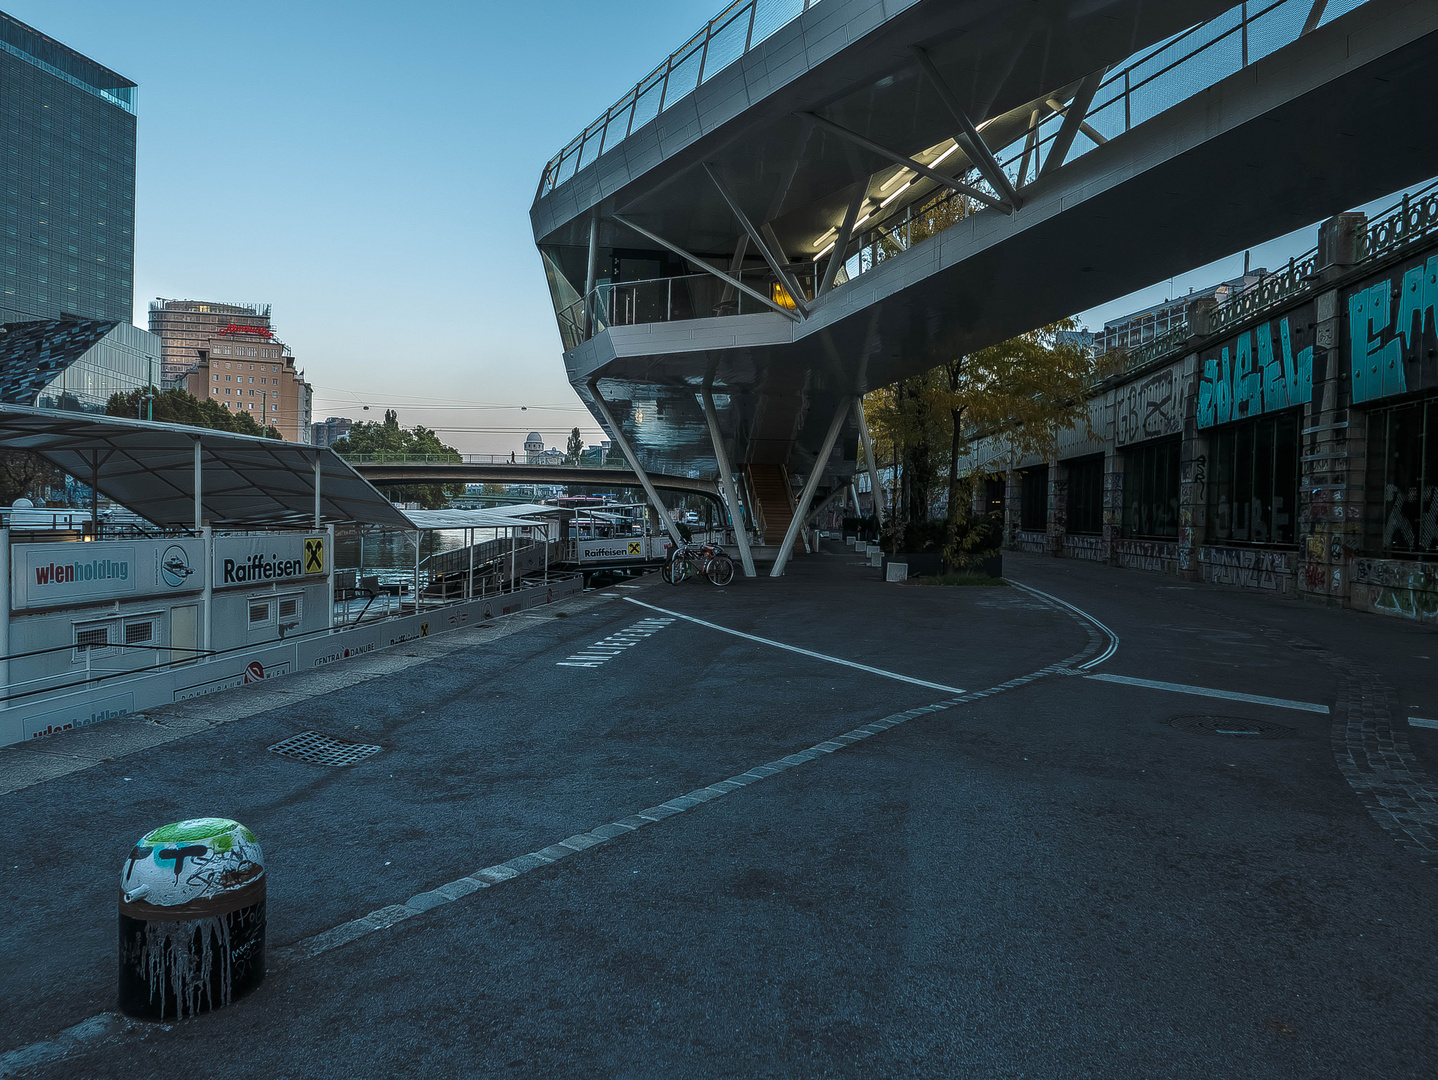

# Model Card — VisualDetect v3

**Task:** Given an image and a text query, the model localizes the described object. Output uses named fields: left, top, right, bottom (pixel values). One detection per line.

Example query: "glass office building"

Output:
left=0, top=10, right=137, bottom=326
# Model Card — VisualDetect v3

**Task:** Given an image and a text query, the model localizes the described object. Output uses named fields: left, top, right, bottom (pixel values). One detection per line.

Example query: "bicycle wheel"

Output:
left=661, top=561, right=674, bottom=584
left=668, top=551, right=691, bottom=584
left=706, top=552, right=735, bottom=586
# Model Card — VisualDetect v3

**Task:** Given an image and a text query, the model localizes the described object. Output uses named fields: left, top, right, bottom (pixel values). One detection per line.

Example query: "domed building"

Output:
left=523, top=431, right=544, bottom=463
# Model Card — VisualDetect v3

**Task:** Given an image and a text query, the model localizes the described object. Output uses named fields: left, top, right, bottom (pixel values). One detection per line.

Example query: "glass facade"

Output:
left=33, top=321, right=155, bottom=412
left=1205, top=410, right=1299, bottom=546
left=1122, top=437, right=1181, bottom=538
left=0, top=12, right=137, bottom=327
left=1369, top=395, right=1438, bottom=556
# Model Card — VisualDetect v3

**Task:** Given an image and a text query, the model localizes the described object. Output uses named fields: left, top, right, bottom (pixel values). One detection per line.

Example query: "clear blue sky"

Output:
left=14, top=2, right=1419, bottom=454
left=17, top=0, right=719, bottom=454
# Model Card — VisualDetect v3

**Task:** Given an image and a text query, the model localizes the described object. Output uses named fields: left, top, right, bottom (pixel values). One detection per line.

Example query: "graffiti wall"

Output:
left=1013, top=530, right=1047, bottom=555
left=1197, top=546, right=1296, bottom=595
left=1115, top=362, right=1189, bottom=447
left=1114, top=539, right=1179, bottom=575
left=1351, top=557, right=1438, bottom=623
left=1348, top=254, right=1438, bottom=404
left=1197, top=305, right=1314, bottom=428
left=1062, top=534, right=1104, bottom=562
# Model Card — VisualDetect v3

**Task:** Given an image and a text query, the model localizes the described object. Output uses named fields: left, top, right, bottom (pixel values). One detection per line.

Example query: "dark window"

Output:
left=1065, top=454, right=1105, bottom=535
left=1370, top=397, right=1438, bottom=556
left=983, top=478, right=1004, bottom=517
left=1122, top=437, right=1180, bottom=538
left=1019, top=465, right=1049, bottom=531
left=1206, top=411, right=1298, bottom=545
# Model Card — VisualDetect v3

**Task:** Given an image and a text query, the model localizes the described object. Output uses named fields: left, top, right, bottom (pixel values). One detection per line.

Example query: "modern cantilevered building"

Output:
left=531, top=0, right=1438, bottom=575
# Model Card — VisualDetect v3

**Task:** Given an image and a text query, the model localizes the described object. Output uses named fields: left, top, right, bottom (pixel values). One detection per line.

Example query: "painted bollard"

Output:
left=118, top=817, right=266, bottom=1020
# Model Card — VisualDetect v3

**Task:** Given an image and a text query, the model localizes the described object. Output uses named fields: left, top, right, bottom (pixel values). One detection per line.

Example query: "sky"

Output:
left=14, top=1, right=1420, bottom=456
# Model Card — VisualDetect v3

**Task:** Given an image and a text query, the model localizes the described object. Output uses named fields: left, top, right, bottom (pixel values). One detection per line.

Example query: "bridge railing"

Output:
left=341, top=452, right=620, bottom=469
left=539, top=0, right=829, bottom=199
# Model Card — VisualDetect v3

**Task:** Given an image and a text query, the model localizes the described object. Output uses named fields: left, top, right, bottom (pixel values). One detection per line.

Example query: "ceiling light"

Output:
left=813, top=241, right=836, bottom=261
left=880, top=182, right=911, bottom=208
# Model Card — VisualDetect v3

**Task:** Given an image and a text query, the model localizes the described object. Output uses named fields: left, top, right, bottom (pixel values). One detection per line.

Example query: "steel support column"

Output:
left=704, top=164, right=809, bottom=316
left=854, top=398, right=884, bottom=524
left=584, top=210, right=600, bottom=338
left=588, top=381, right=686, bottom=547
left=771, top=396, right=850, bottom=577
left=1042, top=70, right=1105, bottom=177
left=911, top=46, right=1021, bottom=209
left=701, top=382, right=756, bottom=578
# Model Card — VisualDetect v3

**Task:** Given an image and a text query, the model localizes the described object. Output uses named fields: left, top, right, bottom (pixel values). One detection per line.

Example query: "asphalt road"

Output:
left=2, top=545, right=1436, bottom=1078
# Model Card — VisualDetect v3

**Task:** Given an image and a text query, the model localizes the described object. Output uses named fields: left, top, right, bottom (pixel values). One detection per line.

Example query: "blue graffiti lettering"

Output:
left=1197, top=315, right=1312, bottom=429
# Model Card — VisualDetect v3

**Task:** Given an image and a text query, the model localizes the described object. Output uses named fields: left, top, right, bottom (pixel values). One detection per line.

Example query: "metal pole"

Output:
left=413, top=531, right=421, bottom=614
left=701, top=382, right=756, bottom=577
left=313, top=454, right=322, bottom=529
left=201, top=526, right=213, bottom=651
left=467, top=528, right=474, bottom=600
left=325, top=523, right=335, bottom=629
left=772, top=396, right=850, bottom=577
left=584, top=210, right=600, bottom=339
left=588, top=380, right=685, bottom=546
left=854, top=397, right=884, bottom=524
left=510, top=527, right=517, bottom=593
left=193, top=438, right=202, bottom=531
left=0, top=523, right=10, bottom=703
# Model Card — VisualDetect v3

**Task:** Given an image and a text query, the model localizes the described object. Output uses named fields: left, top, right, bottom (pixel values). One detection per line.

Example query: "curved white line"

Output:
left=1005, top=578, right=1120, bottom=670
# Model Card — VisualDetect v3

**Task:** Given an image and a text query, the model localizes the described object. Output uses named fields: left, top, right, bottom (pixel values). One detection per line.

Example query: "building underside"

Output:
left=530, top=0, right=1438, bottom=572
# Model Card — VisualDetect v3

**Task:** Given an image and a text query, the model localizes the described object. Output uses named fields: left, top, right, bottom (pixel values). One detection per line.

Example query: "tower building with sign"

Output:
left=148, top=298, right=274, bottom=385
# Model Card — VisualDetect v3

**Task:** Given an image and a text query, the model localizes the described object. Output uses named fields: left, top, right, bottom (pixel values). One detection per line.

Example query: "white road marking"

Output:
left=1410, top=717, right=1438, bottom=730
left=1084, top=672, right=1329, bottom=714
left=1006, top=579, right=1119, bottom=670
left=556, top=617, right=673, bottom=668
left=622, top=596, right=965, bottom=694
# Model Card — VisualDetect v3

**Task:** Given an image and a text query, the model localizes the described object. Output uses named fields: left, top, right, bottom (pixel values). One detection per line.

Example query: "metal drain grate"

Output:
left=267, top=730, right=382, bottom=767
left=1169, top=715, right=1294, bottom=740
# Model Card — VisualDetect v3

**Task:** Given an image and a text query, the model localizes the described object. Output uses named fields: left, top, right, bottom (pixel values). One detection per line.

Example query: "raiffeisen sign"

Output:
left=10, top=539, right=206, bottom=611
left=212, top=535, right=325, bottom=589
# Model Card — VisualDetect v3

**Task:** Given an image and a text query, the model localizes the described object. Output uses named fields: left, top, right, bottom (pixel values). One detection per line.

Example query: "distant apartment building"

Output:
left=1094, top=272, right=1267, bottom=354
left=312, top=416, right=353, bottom=448
left=175, top=323, right=312, bottom=443
left=148, top=298, right=275, bottom=385
left=0, top=11, right=137, bottom=326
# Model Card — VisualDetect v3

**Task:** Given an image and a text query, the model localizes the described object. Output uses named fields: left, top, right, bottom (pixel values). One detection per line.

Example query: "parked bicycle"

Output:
left=663, top=539, right=735, bottom=586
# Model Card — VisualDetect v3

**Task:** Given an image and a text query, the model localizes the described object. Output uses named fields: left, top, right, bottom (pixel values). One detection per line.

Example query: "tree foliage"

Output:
left=0, top=450, right=64, bottom=505
left=106, top=386, right=280, bottom=438
left=864, top=319, right=1116, bottom=560
left=565, top=427, right=584, bottom=465
left=332, top=409, right=463, bottom=509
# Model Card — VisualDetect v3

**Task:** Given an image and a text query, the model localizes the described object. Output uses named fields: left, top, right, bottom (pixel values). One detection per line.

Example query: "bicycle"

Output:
left=665, top=540, right=734, bottom=586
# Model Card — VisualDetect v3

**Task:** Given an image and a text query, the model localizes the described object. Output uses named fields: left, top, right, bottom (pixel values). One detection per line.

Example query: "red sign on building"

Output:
left=217, top=323, right=274, bottom=339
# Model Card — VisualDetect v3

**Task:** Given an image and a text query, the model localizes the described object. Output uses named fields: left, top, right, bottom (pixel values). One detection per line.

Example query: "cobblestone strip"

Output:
left=1332, top=668, right=1438, bottom=866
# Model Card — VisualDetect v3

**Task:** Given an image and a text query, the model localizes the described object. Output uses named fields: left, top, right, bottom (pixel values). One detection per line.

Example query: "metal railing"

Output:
left=539, top=0, right=827, bottom=198
left=1104, top=174, right=1438, bottom=378
left=340, top=451, right=615, bottom=468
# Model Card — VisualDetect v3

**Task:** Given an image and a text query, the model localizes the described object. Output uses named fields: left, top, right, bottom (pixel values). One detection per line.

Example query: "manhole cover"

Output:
left=1169, top=715, right=1293, bottom=740
left=267, top=730, right=382, bottom=766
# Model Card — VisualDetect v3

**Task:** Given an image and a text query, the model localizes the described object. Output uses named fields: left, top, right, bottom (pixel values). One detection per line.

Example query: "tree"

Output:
left=565, top=427, right=584, bottom=465
left=332, top=410, right=463, bottom=509
left=105, top=387, right=280, bottom=439
left=0, top=449, right=64, bottom=505
left=863, top=318, right=1116, bottom=559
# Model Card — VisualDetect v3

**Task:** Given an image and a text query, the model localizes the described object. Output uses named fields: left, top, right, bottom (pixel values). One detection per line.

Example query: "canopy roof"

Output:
left=0, top=404, right=413, bottom=530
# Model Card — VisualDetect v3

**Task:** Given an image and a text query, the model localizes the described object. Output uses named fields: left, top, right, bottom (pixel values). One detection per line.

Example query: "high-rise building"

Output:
left=149, top=298, right=273, bottom=386
left=312, top=416, right=353, bottom=448
left=0, top=11, right=137, bottom=326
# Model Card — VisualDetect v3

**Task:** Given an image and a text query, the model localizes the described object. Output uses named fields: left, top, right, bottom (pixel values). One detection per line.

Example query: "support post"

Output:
left=313, top=455, right=322, bottom=529
left=325, top=523, right=335, bottom=629
left=702, top=163, right=808, bottom=317
left=413, top=531, right=421, bottom=613
left=588, top=381, right=685, bottom=547
left=584, top=210, right=601, bottom=338
left=193, top=439, right=203, bottom=531
left=0, top=523, right=10, bottom=703
left=854, top=398, right=884, bottom=524
left=201, top=526, right=213, bottom=651
left=910, top=46, right=1022, bottom=209
left=819, top=184, right=865, bottom=297
left=701, top=382, right=757, bottom=577
left=467, top=528, right=474, bottom=600
left=772, top=397, right=850, bottom=577
left=1042, top=70, right=1105, bottom=177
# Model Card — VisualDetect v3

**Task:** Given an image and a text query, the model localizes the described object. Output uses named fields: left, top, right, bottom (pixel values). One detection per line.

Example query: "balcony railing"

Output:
left=340, top=452, right=617, bottom=469
left=539, top=0, right=829, bottom=198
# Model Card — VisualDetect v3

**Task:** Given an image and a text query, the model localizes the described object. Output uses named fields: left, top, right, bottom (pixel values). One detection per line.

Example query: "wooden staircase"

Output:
left=745, top=464, right=796, bottom=546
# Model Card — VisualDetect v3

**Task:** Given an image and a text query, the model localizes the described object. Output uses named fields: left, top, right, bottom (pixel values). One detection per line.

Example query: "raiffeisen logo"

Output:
left=222, top=552, right=304, bottom=584
left=33, top=559, right=130, bottom=586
